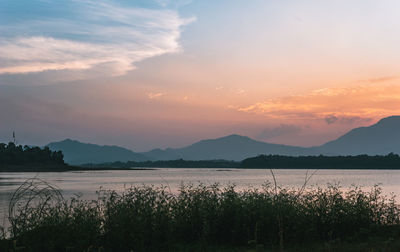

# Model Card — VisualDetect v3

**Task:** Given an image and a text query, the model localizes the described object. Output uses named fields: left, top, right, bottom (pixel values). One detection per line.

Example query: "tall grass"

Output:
left=2, top=179, right=400, bottom=251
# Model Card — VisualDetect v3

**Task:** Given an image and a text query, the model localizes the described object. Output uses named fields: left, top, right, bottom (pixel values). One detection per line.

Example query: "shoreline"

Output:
left=2, top=165, right=400, bottom=172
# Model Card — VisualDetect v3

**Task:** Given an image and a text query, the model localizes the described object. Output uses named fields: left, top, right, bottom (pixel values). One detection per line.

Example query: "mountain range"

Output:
left=47, top=116, right=400, bottom=165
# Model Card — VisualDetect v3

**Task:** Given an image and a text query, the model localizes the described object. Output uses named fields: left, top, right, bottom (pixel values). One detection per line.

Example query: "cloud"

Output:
left=363, top=76, right=398, bottom=84
left=154, top=0, right=193, bottom=8
left=324, top=115, right=338, bottom=124
left=0, top=0, right=194, bottom=78
left=237, top=84, right=400, bottom=123
left=236, top=89, right=246, bottom=95
left=324, top=114, right=371, bottom=125
left=148, top=92, right=165, bottom=99
left=257, top=124, right=303, bottom=140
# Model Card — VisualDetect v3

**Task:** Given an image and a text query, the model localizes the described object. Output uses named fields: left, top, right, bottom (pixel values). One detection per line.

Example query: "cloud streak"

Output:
left=148, top=92, right=165, bottom=99
left=237, top=84, right=400, bottom=123
left=361, top=76, right=398, bottom=84
left=0, top=0, right=194, bottom=78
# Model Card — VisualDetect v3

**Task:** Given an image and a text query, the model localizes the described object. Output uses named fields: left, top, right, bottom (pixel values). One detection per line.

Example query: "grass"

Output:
left=1, top=179, right=400, bottom=251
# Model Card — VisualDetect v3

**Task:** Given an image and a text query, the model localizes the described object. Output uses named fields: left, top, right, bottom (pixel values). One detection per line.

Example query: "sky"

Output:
left=1, top=0, right=400, bottom=151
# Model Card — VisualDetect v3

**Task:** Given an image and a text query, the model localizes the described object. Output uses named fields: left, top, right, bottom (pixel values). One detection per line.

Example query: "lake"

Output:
left=1, top=168, right=400, bottom=227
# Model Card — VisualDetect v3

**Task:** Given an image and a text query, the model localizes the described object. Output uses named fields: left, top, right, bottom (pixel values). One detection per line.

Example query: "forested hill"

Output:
left=0, top=142, right=66, bottom=171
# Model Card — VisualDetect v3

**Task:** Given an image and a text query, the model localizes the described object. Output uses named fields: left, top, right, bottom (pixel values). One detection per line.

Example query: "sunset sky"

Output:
left=1, top=0, right=400, bottom=151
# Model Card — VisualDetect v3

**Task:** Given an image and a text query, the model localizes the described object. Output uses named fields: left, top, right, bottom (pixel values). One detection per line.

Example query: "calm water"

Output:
left=1, top=168, right=400, bottom=226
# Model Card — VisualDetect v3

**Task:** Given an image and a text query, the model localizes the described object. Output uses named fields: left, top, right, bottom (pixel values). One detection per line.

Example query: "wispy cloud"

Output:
left=148, top=92, right=165, bottom=99
left=0, top=0, right=194, bottom=78
left=236, top=84, right=400, bottom=123
left=360, top=76, right=398, bottom=84
left=236, top=88, right=246, bottom=95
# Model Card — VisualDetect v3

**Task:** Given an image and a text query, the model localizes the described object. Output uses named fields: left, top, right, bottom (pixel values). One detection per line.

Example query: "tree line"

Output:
left=241, top=153, right=400, bottom=169
left=84, top=153, right=400, bottom=169
left=2, top=141, right=400, bottom=170
left=83, top=159, right=240, bottom=169
left=0, top=142, right=64, bottom=166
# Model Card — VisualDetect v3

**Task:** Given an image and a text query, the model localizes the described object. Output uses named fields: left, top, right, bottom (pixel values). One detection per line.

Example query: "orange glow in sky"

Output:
left=1, top=1, right=400, bottom=151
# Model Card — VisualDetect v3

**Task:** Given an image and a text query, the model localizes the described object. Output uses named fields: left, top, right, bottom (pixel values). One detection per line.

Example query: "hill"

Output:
left=47, top=139, right=150, bottom=165
left=142, top=134, right=317, bottom=161
left=317, top=116, right=400, bottom=155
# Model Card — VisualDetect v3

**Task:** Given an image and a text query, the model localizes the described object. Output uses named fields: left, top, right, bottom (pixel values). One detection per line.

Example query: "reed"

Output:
left=2, top=179, right=400, bottom=251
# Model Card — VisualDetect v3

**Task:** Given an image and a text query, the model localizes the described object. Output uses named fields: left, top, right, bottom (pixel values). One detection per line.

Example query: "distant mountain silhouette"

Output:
left=142, top=134, right=316, bottom=161
left=317, top=116, right=400, bottom=155
left=46, top=116, right=400, bottom=164
left=47, top=139, right=150, bottom=165
left=143, top=116, right=400, bottom=159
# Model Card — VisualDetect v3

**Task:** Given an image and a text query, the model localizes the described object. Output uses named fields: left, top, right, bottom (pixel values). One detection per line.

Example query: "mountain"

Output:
left=47, top=139, right=150, bottom=165
left=142, top=134, right=317, bottom=161
left=143, top=116, right=400, bottom=160
left=46, top=116, right=400, bottom=164
left=317, top=116, right=400, bottom=155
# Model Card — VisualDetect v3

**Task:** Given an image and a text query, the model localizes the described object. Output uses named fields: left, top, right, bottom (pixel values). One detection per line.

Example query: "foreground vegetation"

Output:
left=1, top=179, right=400, bottom=251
